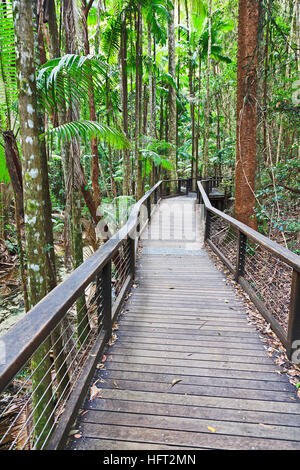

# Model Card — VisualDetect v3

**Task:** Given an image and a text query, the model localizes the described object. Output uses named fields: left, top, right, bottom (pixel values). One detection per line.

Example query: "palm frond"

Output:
left=43, top=120, right=130, bottom=150
left=102, top=15, right=122, bottom=61
left=37, top=54, right=109, bottom=112
left=0, top=0, right=17, bottom=129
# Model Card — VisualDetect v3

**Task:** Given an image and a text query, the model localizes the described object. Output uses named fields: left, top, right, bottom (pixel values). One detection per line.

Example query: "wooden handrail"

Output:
left=197, top=181, right=300, bottom=272
left=0, top=181, right=162, bottom=392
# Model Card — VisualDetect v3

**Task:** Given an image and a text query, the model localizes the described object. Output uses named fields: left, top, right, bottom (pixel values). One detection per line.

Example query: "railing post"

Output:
left=96, top=272, right=102, bottom=333
left=185, top=179, right=188, bottom=196
left=235, top=231, right=247, bottom=281
left=178, top=179, right=182, bottom=195
left=204, top=180, right=209, bottom=196
left=287, top=269, right=300, bottom=361
left=128, top=235, right=136, bottom=280
left=204, top=210, right=211, bottom=241
left=102, top=260, right=112, bottom=339
left=154, top=187, right=157, bottom=204
left=160, top=182, right=163, bottom=199
left=147, top=196, right=151, bottom=221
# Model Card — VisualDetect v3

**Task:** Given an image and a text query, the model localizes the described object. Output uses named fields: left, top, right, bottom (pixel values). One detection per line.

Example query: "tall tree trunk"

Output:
left=167, top=3, right=177, bottom=190
left=121, top=14, right=131, bottom=195
left=134, top=6, right=143, bottom=200
left=81, top=0, right=101, bottom=208
left=202, top=0, right=212, bottom=179
left=13, top=0, right=54, bottom=448
left=148, top=26, right=156, bottom=187
left=235, top=0, right=259, bottom=229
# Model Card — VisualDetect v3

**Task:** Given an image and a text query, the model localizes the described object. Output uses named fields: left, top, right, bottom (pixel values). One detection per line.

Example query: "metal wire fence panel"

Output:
left=244, top=240, right=293, bottom=332
left=111, top=238, right=132, bottom=305
left=209, top=212, right=238, bottom=268
left=0, top=274, right=104, bottom=450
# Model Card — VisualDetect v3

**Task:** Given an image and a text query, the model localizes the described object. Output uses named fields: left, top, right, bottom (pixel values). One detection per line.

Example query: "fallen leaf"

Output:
left=171, top=378, right=182, bottom=387
left=113, top=380, right=120, bottom=389
left=207, top=426, right=216, bottom=433
left=74, top=434, right=82, bottom=439
left=69, top=429, right=79, bottom=436
left=90, top=381, right=102, bottom=400
left=259, top=423, right=274, bottom=429
left=102, top=355, right=107, bottom=363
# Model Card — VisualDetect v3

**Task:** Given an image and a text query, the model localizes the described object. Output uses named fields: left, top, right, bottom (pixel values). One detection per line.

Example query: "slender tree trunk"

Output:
left=167, top=3, right=177, bottom=189
left=235, top=0, right=259, bottom=229
left=134, top=6, right=143, bottom=200
left=202, top=0, right=212, bottom=179
left=81, top=0, right=101, bottom=208
left=13, top=0, right=54, bottom=448
left=121, top=14, right=131, bottom=195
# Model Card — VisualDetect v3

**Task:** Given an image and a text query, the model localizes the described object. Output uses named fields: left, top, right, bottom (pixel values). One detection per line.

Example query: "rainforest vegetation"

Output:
left=0, top=0, right=299, bottom=330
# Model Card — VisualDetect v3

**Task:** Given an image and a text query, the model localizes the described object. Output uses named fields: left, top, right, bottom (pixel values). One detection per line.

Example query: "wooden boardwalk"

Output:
left=68, top=196, right=300, bottom=450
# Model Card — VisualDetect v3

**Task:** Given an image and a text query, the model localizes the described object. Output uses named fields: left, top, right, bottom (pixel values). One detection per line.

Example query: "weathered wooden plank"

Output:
left=114, top=333, right=264, bottom=349
left=69, top=437, right=198, bottom=450
left=117, top=328, right=263, bottom=343
left=111, top=340, right=267, bottom=356
left=102, top=360, right=287, bottom=383
left=82, top=398, right=300, bottom=427
left=98, top=377, right=295, bottom=402
left=108, top=346, right=273, bottom=365
left=77, top=422, right=300, bottom=450
left=81, top=410, right=300, bottom=442
left=97, top=368, right=295, bottom=392
left=89, top=389, right=300, bottom=415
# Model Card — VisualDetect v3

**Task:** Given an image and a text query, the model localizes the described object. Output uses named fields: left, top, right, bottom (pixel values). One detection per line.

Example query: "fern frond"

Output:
left=43, top=120, right=130, bottom=150
left=37, top=54, right=110, bottom=112
left=0, top=0, right=18, bottom=129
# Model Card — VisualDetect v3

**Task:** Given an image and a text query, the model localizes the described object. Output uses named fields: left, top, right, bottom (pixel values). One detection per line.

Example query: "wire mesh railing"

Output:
left=208, top=212, right=238, bottom=269
left=243, top=240, right=293, bottom=333
left=197, top=180, right=300, bottom=359
left=0, top=274, right=103, bottom=450
left=0, top=181, right=162, bottom=450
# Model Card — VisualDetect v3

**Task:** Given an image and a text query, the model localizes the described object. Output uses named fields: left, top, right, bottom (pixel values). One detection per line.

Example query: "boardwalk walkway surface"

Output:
left=68, top=196, right=300, bottom=450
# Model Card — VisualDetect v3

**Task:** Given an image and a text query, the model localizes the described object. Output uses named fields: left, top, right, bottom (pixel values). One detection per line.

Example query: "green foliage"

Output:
left=44, top=120, right=130, bottom=150
left=37, top=54, right=109, bottom=112
left=0, top=0, right=17, bottom=130
left=0, top=143, right=10, bottom=183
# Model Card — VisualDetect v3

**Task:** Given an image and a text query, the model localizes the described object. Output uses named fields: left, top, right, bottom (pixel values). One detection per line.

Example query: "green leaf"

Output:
left=43, top=120, right=130, bottom=150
